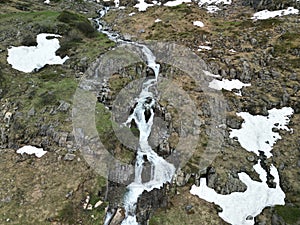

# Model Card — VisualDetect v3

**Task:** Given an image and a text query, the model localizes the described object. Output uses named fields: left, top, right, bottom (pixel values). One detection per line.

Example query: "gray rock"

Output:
left=221, top=174, right=247, bottom=194
left=193, top=119, right=202, bottom=127
left=58, top=132, right=68, bottom=147
left=109, top=208, right=125, bottom=225
left=27, top=107, right=35, bottom=117
left=246, top=215, right=253, bottom=220
left=57, top=100, right=70, bottom=112
left=247, top=155, right=255, bottom=162
left=63, top=153, right=76, bottom=161
left=271, top=213, right=285, bottom=225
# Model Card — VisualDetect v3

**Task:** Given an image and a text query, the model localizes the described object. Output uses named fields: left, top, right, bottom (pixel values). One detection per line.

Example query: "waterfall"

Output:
left=95, top=7, right=175, bottom=225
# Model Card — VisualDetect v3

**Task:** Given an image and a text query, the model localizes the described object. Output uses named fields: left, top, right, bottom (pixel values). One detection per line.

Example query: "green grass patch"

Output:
left=58, top=10, right=97, bottom=38
left=275, top=205, right=300, bottom=224
left=0, top=10, right=60, bottom=22
left=255, top=18, right=282, bottom=30
left=95, top=103, right=135, bottom=163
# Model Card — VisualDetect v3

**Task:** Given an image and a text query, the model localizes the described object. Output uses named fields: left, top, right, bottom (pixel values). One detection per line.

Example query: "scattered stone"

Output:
left=247, top=155, right=255, bottom=162
left=246, top=215, right=253, bottom=220
left=109, top=208, right=125, bottom=225
left=63, top=153, right=76, bottom=161
left=83, top=195, right=90, bottom=210
left=271, top=213, right=285, bottom=225
left=94, top=200, right=103, bottom=208
left=27, top=107, right=35, bottom=117
left=57, top=100, right=70, bottom=112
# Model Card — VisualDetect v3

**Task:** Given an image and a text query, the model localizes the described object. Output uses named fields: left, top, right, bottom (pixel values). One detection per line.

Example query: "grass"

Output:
left=95, top=103, right=135, bottom=164
left=57, top=10, right=97, bottom=38
left=275, top=205, right=300, bottom=224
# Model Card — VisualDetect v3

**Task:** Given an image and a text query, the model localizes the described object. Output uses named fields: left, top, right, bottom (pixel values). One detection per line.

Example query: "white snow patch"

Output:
left=209, top=78, right=250, bottom=91
left=134, top=0, right=155, bottom=11
left=229, top=107, right=294, bottom=158
left=7, top=33, right=69, bottom=73
left=128, top=12, right=136, bottom=16
left=229, top=49, right=237, bottom=53
left=203, top=70, right=221, bottom=78
left=164, top=0, right=191, bottom=7
left=190, top=160, right=285, bottom=225
left=198, top=0, right=232, bottom=6
left=193, top=21, right=205, bottom=27
left=155, top=18, right=162, bottom=22
left=16, top=145, right=47, bottom=158
left=198, top=45, right=212, bottom=51
left=206, top=5, right=221, bottom=13
left=251, top=7, right=299, bottom=20
left=44, top=0, right=50, bottom=4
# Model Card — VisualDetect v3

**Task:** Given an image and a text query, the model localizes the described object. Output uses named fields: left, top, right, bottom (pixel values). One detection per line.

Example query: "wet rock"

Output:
left=110, top=208, right=125, bottom=225
left=141, top=160, right=152, bottom=183
left=146, top=67, right=155, bottom=77
left=136, top=184, right=168, bottom=224
left=246, top=215, right=253, bottom=220
left=215, top=205, right=223, bottom=213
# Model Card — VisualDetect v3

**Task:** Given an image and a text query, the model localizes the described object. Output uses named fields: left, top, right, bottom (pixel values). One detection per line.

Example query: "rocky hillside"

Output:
left=0, top=0, right=299, bottom=225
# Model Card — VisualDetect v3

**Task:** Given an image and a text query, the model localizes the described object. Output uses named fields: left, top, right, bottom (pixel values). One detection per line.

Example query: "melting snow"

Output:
left=7, top=33, right=69, bottom=73
left=206, top=5, right=221, bottom=13
left=209, top=78, right=250, bottom=94
left=193, top=21, right=205, bottom=27
left=203, top=70, right=221, bottom=78
left=198, top=45, right=212, bottom=51
left=16, top=145, right=47, bottom=158
left=191, top=105, right=293, bottom=224
left=128, top=12, right=136, bottom=16
left=44, top=0, right=50, bottom=4
left=251, top=7, right=299, bottom=20
left=198, top=0, right=232, bottom=6
left=114, top=0, right=120, bottom=7
left=155, top=18, right=162, bottom=22
left=134, top=0, right=155, bottom=11
left=229, top=107, right=294, bottom=158
left=164, top=0, right=191, bottom=7
left=191, top=161, right=285, bottom=225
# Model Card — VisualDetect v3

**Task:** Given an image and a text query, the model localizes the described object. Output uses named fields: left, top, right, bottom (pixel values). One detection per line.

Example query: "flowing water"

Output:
left=95, top=8, right=175, bottom=225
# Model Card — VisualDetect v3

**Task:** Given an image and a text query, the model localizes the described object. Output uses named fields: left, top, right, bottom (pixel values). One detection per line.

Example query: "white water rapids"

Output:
left=95, top=8, right=175, bottom=225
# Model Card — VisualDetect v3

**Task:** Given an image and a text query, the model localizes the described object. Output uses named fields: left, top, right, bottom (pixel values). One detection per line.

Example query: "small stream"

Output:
left=94, top=7, right=175, bottom=225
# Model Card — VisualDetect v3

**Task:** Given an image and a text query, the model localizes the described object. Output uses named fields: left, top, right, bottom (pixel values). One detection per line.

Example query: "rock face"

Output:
left=136, top=184, right=169, bottom=225
left=1, top=0, right=300, bottom=224
left=242, top=0, right=299, bottom=10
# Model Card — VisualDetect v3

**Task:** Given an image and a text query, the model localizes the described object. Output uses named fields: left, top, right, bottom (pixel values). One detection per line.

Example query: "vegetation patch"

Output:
left=95, top=102, right=135, bottom=164
left=275, top=205, right=300, bottom=224
left=58, top=10, right=97, bottom=38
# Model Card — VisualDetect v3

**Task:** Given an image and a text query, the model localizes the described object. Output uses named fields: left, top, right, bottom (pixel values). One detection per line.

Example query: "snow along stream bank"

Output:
left=94, top=8, right=175, bottom=225
left=191, top=107, right=294, bottom=225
